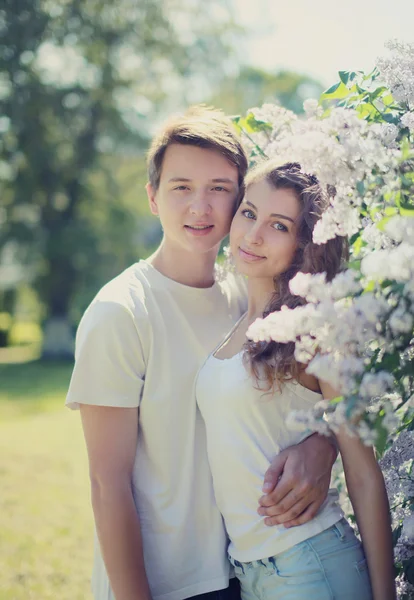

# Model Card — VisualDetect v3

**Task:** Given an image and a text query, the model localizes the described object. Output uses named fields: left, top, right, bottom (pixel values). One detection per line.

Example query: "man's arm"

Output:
left=258, top=434, right=338, bottom=527
left=66, top=300, right=149, bottom=598
left=81, top=404, right=151, bottom=600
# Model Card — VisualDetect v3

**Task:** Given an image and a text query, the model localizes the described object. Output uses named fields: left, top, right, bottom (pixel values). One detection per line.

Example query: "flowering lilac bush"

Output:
left=234, top=40, right=414, bottom=597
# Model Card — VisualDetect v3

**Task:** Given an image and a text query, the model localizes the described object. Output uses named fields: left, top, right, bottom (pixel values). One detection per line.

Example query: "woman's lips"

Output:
left=238, top=247, right=266, bottom=262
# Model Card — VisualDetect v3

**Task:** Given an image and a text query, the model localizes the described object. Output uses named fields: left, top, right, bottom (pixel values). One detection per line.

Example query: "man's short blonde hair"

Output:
left=147, top=105, right=248, bottom=199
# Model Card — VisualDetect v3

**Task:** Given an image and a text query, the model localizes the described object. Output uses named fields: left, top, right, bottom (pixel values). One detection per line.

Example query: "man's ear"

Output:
left=146, top=182, right=159, bottom=216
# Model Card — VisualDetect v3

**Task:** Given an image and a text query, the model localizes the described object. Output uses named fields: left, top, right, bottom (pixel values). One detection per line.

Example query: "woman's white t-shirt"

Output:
left=66, top=260, right=247, bottom=600
left=196, top=350, right=343, bottom=563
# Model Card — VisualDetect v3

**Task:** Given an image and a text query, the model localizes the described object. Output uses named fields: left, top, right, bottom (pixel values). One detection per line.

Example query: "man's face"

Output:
left=146, top=144, right=239, bottom=256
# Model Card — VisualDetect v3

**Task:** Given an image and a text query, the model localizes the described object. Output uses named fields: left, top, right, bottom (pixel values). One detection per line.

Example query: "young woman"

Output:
left=196, top=161, right=396, bottom=600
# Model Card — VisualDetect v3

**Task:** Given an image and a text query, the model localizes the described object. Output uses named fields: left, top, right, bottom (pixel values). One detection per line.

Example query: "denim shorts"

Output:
left=229, top=518, right=373, bottom=600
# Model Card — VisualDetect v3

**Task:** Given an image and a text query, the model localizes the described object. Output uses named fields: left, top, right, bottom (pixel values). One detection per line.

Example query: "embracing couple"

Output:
left=66, top=107, right=396, bottom=600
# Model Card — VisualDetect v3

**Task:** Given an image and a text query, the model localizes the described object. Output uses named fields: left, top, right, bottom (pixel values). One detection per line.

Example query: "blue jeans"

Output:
left=229, top=518, right=373, bottom=599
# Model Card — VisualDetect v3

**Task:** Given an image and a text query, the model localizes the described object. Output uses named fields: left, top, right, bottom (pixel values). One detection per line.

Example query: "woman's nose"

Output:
left=244, top=223, right=263, bottom=245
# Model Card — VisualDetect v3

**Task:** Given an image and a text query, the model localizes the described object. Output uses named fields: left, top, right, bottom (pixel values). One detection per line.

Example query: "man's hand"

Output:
left=257, top=434, right=338, bottom=528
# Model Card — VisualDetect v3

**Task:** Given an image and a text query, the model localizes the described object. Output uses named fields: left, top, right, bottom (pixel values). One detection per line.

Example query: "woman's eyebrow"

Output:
left=245, top=200, right=295, bottom=223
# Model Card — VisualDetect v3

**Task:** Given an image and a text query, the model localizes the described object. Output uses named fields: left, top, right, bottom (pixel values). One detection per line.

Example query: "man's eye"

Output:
left=212, top=186, right=228, bottom=192
left=241, top=209, right=255, bottom=219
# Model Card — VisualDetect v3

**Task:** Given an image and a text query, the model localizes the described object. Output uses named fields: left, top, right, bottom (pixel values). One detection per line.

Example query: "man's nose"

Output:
left=189, top=191, right=211, bottom=216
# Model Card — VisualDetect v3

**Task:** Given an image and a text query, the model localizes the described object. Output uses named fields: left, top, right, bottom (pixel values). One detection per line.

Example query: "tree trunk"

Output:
left=42, top=315, right=74, bottom=359
left=40, top=253, right=76, bottom=360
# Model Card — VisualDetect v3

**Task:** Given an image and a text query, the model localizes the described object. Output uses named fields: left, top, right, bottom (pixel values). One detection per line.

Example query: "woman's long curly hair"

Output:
left=243, top=161, right=348, bottom=389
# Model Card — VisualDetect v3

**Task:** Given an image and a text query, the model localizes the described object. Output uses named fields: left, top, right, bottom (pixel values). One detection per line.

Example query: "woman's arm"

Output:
left=319, top=380, right=396, bottom=600
left=80, top=404, right=152, bottom=600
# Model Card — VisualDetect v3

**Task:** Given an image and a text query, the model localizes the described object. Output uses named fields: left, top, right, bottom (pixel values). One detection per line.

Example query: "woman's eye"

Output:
left=241, top=209, right=255, bottom=219
left=272, top=222, right=288, bottom=232
left=174, top=185, right=189, bottom=191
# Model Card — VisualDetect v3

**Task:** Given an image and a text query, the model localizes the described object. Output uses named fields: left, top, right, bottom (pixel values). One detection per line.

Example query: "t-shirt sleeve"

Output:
left=66, top=300, right=146, bottom=410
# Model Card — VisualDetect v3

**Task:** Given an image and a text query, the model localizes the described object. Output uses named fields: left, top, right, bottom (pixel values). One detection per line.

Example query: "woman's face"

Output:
left=230, top=179, right=301, bottom=281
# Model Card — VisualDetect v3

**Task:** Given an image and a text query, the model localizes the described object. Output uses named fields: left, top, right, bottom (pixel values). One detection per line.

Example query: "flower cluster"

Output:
left=238, top=39, right=414, bottom=596
left=376, top=40, right=414, bottom=108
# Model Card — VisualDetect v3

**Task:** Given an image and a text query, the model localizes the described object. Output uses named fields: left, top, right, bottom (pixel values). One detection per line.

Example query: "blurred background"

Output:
left=0, top=1, right=412, bottom=598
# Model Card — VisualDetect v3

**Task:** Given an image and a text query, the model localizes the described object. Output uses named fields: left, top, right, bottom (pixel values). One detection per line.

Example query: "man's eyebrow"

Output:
left=168, top=177, right=191, bottom=183
left=245, top=200, right=295, bottom=223
left=211, top=178, right=237, bottom=185
left=168, top=177, right=237, bottom=185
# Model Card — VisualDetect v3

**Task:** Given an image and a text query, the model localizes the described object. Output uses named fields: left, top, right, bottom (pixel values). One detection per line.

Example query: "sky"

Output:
left=235, top=0, right=413, bottom=86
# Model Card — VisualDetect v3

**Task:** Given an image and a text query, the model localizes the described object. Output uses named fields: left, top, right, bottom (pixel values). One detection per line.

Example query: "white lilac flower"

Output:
left=359, top=371, right=394, bottom=399
left=361, top=245, right=414, bottom=283
left=285, top=409, right=331, bottom=436
left=306, top=353, right=364, bottom=395
left=289, top=272, right=328, bottom=302
left=380, top=123, right=399, bottom=146
left=303, top=98, right=323, bottom=118
left=355, top=420, right=378, bottom=446
left=361, top=221, right=393, bottom=251
left=329, top=270, right=362, bottom=300
left=400, top=111, right=414, bottom=132
left=313, top=198, right=360, bottom=245
left=246, top=304, right=318, bottom=344
left=389, top=304, right=413, bottom=335
left=294, top=335, right=318, bottom=364
left=385, top=215, right=414, bottom=244
left=377, top=39, right=414, bottom=107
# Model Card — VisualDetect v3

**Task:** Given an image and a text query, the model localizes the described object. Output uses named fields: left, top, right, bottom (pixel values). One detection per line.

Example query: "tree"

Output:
left=0, top=0, right=241, bottom=356
left=209, top=65, right=324, bottom=115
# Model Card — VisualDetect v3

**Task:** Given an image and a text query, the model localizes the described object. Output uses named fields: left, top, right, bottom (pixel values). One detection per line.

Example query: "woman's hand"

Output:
left=258, top=433, right=337, bottom=527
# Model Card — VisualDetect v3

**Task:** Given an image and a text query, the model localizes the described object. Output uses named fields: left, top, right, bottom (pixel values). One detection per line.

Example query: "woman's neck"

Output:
left=246, top=277, right=278, bottom=323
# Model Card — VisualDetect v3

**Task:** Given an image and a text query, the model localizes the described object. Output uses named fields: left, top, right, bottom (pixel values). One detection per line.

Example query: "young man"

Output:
left=66, top=106, right=337, bottom=600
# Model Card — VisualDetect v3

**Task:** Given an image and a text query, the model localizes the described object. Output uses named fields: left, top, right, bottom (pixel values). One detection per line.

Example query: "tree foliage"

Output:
left=0, top=0, right=241, bottom=353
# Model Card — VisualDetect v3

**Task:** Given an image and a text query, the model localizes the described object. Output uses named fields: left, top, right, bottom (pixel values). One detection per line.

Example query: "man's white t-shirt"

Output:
left=66, top=260, right=247, bottom=600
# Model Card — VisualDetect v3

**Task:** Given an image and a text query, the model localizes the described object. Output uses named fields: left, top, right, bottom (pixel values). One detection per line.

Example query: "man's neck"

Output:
left=146, top=240, right=218, bottom=288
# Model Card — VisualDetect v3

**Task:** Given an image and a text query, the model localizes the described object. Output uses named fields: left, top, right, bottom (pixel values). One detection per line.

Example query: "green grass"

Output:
left=0, top=359, right=94, bottom=600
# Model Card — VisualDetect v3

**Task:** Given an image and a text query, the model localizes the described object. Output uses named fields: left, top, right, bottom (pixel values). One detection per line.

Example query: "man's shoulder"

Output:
left=94, top=262, right=149, bottom=313
left=78, top=262, right=154, bottom=337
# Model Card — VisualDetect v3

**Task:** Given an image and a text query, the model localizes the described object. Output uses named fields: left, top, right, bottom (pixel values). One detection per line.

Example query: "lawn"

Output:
left=0, top=359, right=94, bottom=600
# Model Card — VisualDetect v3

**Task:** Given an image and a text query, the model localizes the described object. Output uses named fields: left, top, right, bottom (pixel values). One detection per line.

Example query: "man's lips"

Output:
left=184, top=224, right=214, bottom=236
left=238, top=247, right=266, bottom=261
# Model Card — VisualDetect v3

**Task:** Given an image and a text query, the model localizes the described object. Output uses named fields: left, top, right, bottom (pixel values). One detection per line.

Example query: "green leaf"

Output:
left=376, top=215, right=393, bottom=231
left=374, top=421, right=389, bottom=457
left=339, top=71, right=350, bottom=85
left=403, top=556, right=414, bottom=585
left=243, top=112, right=272, bottom=134
left=381, top=93, right=395, bottom=107
left=321, top=82, right=355, bottom=101
left=322, top=82, right=341, bottom=96
left=392, top=523, right=403, bottom=547
left=381, top=112, right=398, bottom=124
left=369, top=86, right=388, bottom=101
left=351, top=236, right=364, bottom=256
left=384, top=206, right=399, bottom=217
left=356, top=103, right=378, bottom=121
left=363, top=280, right=376, bottom=292
left=356, top=181, right=365, bottom=195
